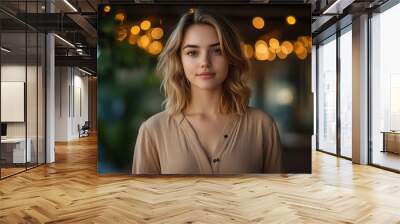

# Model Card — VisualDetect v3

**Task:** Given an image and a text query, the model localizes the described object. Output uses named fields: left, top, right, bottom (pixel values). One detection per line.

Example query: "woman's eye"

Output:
left=212, top=48, right=222, bottom=55
left=186, top=51, right=198, bottom=56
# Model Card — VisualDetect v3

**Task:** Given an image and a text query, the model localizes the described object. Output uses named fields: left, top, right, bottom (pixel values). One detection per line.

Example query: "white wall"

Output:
left=1, top=64, right=45, bottom=164
left=55, top=66, right=69, bottom=141
left=55, top=67, right=89, bottom=141
left=1, top=65, right=39, bottom=137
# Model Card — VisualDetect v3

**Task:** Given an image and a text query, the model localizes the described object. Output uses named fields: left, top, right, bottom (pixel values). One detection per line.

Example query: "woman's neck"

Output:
left=185, top=86, right=223, bottom=116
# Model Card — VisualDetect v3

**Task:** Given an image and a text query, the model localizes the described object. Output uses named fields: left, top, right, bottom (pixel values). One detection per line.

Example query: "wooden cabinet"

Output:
left=382, top=132, right=400, bottom=154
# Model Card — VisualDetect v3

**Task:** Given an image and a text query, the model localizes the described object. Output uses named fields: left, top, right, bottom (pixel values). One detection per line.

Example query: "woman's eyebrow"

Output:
left=182, top=44, right=199, bottom=49
left=208, top=43, right=220, bottom=48
left=182, top=42, right=220, bottom=50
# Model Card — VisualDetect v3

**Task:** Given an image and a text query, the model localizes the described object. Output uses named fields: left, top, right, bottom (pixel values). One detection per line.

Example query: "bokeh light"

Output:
left=103, top=5, right=111, bottom=13
left=130, top=25, right=140, bottom=35
left=277, top=50, right=287, bottom=59
left=252, top=17, right=265, bottom=30
left=267, top=48, right=276, bottom=61
left=150, top=27, right=164, bottom=40
left=294, top=41, right=307, bottom=60
left=128, top=34, right=138, bottom=45
left=281, top=41, right=294, bottom=54
left=138, top=35, right=151, bottom=49
left=148, top=41, right=163, bottom=55
left=269, top=38, right=280, bottom=51
left=140, top=20, right=151, bottom=31
left=115, top=12, right=125, bottom=22
left=286, top=15, right=296, bottom=25
left=242, top=43, right=254, bottom=59
left=255, top=40, right=269, bottom=61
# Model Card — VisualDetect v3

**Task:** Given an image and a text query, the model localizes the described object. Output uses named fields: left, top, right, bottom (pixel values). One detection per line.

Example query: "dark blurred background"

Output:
left=97, top=3, right=312, bottom=174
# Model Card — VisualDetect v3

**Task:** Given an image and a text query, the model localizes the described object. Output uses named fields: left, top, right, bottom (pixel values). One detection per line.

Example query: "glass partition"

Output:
left=339, top=28, right=352, bottom=158
left=0, top=1, right=46, bottom=179
left=371, top=2, right=400, bottom=171
left=1, top=30, right=28, bottom=177
left=317, top=36, right=337, bottom=154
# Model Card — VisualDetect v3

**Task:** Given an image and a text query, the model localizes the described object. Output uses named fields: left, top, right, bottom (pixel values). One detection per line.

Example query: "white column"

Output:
left=352, top=14, right=369, bottom=164
left=46, top=1, right=55, bottom=163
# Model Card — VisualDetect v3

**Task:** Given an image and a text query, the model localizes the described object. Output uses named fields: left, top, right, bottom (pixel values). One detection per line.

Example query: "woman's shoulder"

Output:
left=245, top=107, right=276, bottom=125
left=142, top=111, right=170, bottom=128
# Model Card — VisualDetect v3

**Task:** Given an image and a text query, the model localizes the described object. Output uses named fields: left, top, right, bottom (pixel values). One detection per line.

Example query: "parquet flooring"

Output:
left=1, top=135, right=400, bottom=223
left=1, top=167, right=26, bottom=178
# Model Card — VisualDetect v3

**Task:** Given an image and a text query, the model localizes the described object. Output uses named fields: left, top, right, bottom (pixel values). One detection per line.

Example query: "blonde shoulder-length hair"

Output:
left=156, top=8, right=251, bottom=116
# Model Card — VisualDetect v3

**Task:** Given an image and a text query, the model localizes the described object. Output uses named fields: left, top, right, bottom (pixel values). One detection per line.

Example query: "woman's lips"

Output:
left=196, top=72, right=215, bottom=80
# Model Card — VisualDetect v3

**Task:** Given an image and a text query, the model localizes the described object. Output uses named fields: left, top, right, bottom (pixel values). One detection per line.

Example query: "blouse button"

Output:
left=212, top=158, right=220, bottom=163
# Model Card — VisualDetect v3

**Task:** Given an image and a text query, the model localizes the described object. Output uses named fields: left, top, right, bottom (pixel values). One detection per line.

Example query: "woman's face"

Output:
left=180, top=24, right=229, bottom=91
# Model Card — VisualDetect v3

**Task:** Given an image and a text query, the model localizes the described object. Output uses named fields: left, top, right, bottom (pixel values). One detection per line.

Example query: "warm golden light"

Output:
left=148, top=41, right=163, bottom=55
left=269, top=38, right=279, bottom=51
left=277, top=50, right=287, bottom=59
left=138, top=35, right=151, bottom=49
left=255, top=40, right=269, bottom=61
left=267, top=48, right=276, bottom=61
left=103, top=5, right=111, bottom=13
left=242, top=43, right=254, bottom=59
left=275, top=46, right=282, bottom=53
left=298, top=36, right=309, bottom=48
left=281, top=41, right=293, bottom=54
left=150, top=27, right=164, bottom=40
left=140, top=20, right=151, bottom=31
left=130, top=25, right=140, bottom=35
left=116, top=28, right=128, bottom=41
left=293, top=41, right=304, bottom=54
left=297, top=51, right=307, bottom=60
left=252, top=17, right=265, bottom=30
left=128, top=34, right=138, bottom=45
left=295, top=44, right=307, bottom=60
left=286, top=15, right=296, bottom=25
left=115, top=12, right=125, bottom=22
left=305, top=35, right=312, bottom=54
left=307, top=36, right=312, bottom=46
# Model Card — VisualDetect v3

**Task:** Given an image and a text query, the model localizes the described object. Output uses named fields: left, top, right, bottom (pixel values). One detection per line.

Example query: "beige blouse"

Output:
left=132, top=107, right=282, bottom=174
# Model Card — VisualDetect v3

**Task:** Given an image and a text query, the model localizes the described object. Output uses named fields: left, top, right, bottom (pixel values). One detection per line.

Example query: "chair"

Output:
left=78, top=121, right=90, bottom=138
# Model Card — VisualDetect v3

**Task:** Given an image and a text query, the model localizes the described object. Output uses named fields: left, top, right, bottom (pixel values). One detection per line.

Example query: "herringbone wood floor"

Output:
left=1, top=135, right=400, bottom=224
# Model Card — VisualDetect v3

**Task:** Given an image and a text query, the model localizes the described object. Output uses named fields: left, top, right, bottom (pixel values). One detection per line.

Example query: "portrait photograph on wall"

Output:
left=97, top=3, right=312, bottom=175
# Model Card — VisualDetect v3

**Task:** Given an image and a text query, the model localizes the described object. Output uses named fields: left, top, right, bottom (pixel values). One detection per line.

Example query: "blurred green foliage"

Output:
left=98, top=11, right=164, bottom=173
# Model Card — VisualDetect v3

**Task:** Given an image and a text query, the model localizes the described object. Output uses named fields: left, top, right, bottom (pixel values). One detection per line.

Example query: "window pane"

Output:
left=371, top=3, right=400, bottom=171
left=1, top=30, right=28, bottom=177
left=340, top=29, right=352, bottom=158
left=318, top=37, right=337, bottom=154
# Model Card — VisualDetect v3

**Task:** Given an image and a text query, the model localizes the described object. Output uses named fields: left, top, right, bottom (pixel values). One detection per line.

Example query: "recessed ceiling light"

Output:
left=54, top=34, right=75, bottom=48
left=78, top=67, right=92, bottom=76
left=1, top=47, right=11, bottom=53
left=63, top=0, right=78, bottom=12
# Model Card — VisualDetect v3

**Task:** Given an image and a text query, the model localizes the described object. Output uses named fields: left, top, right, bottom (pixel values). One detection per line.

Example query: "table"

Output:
left=1, top=138, right=31, bottom=163
left=381, top=131, right=400, bottom=154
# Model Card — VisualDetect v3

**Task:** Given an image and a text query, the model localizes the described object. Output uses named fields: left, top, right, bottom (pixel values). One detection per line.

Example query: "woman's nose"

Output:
left=200, top=52, right=211, bottom=68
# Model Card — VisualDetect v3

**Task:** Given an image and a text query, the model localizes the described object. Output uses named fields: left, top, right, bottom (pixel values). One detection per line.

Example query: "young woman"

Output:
left=132, top=8, right=282, bottom=174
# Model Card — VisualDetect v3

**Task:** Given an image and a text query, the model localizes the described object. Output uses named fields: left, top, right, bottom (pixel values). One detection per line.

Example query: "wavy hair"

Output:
left=156, top=8, right=251, bottom=115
